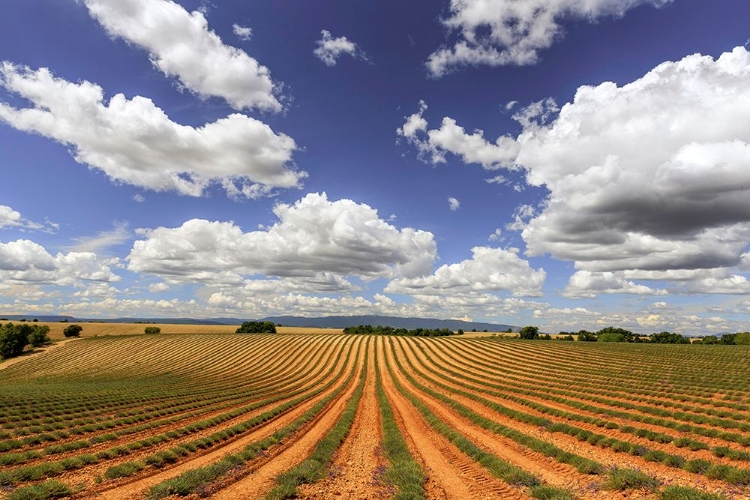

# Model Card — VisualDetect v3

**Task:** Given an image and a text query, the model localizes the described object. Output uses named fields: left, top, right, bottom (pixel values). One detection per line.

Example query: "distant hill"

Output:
left=0, top=313, right=516, bottom=332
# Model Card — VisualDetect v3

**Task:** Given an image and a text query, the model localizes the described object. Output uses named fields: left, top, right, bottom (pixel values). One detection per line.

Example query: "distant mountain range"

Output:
left=0, top=314, right=516, bottom=332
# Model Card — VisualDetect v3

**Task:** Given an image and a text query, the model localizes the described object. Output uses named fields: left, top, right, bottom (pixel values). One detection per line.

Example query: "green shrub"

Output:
left=144, top=327, right=161, bottom=335
left=62, top=324, right=83, bottom=338
left=7, top=480, right=71, bottom=500
left=604, top=468, right=659, bottom=491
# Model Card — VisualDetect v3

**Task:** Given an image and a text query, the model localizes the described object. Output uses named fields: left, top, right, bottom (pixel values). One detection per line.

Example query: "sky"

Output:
left=1, top=0, right=750, bottom=334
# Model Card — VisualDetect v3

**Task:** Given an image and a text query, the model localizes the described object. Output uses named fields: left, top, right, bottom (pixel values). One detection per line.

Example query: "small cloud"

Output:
left=233, top=24, right=252, bottom=41
left=448, top=197, right=460, bottom=211
left=133, top=194, right=145, bottom=203
left=149, top=282, right=170, bottom=293
left=69, top=222, right=131, bottom=254
left=314, top=30, right=369, bottom=66
left=0, top=205, right=55, bottom=233
left=485, top=174, right=507, bottom=185
left=504, top=100, right=518, bottom=112
left=388, top=214, right=397, bottom=221
left=489, top=228, right=503, bottom=242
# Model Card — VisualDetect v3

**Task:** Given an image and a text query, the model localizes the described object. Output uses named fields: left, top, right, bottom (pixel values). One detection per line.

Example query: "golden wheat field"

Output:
left=1, top=333, right=749, bottom=499
left=27, top=323, right=343, bottom=340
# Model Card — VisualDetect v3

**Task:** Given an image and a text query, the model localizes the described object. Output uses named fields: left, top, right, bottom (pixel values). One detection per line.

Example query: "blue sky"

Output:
left=1, top=0, right=750, bottom=334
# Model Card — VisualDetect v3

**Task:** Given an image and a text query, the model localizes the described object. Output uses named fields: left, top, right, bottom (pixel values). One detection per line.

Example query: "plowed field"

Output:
left=1, top=334, right=748, bottom=499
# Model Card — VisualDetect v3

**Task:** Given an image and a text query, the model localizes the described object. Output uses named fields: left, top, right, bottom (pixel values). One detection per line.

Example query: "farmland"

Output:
left=0, top=334, right=749, bottom=499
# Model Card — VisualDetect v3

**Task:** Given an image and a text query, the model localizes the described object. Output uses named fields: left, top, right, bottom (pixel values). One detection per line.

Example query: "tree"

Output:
left=519, top=325, right=539, bottom=340
left=144, top=326, right=161, bottom=335
left=236, top=321, right=277, bottom=334
left=457, top=329, right=464, bottom=335
left=577, top=330, right=597, bottom=342
left=28, top=325, right=51, bottom=347
left=700, top=335, right=719, bottom=345
left=0, top=323, right=30, bottom=359
left=63, top=324, right=83, bottom=338
left=735, top=332, right=750, bottom=345
left=598, top=333, right=625, bottom=342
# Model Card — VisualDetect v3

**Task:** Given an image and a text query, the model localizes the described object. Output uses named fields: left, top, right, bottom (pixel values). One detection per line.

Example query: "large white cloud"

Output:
left=518, top=47, right=750, bottom=273
left=398, top=100, right=519, bottom=170
left=83, top=0, right=281, bottom=111
left=385, top=246, right=546, bottom=297
left=313, top=30, right=369, bottom=66
left=427, top=0, right=670, bottom=76
left=0, top=239, right=120, bottom=285
left=0, top=63, right=304, bottom=198
left=127, top=193, right=437, bottom=282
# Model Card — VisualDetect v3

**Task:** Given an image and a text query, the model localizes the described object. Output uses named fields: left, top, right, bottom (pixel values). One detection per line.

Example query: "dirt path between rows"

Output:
left=209, top=342, right=367, bottom=500
left=297, top=340, right=390, bottom=499
left=0, top=338, right=81, bottom=371
left=377, top=339, right=527, bottom=500
left=89, top=339, right=359, bottom=500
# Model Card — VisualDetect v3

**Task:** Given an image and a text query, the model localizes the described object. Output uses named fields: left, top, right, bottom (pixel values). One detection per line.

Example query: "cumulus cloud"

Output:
left=0, top=63, right=304, bottom=198
left=313, top=30, right=369, bottom=66
left=0, top=239, right=120, bottom=285
left=518, top=47, right=750, bottom=274
left=448, top=197, right=460, bottom=211
left=405, top=48, right=750, bottom=297
left=128, top=192, right=437, bottom=283
left=385, top=246, right=546, bottom=297
left=83, top=0, right=281, bottom=111
left=397, top=100, right=519, bottom=170
left=426, top=0, right=671, bottom=76
left=233, top=24, right=252, bottom=41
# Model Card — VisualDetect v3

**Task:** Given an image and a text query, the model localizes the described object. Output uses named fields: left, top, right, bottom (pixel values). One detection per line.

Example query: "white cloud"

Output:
left=68, top=222, right=131, bottom=254
left=0, top=63, right=304, bottom=198
left=517, top=47, right=750, bottom=273
left=0, top=204, right=49, bottom=232
left=0, top=239, right=120, bottom=285
left=83, top=0, right=281, bottom=111
left=563, top=270, right=668, bottom=298
left=488, top=228, right=503, bottom=242
left=133, top=194, right=145, bottom=203
left=313, top=30, right=369, bottom=66
left=397, top=100, right=519, bottom=170
left=385, top=246, right=546, bottom=297
left=148, top=282, right=169, bottom=293
left=233, top=24, right=252, bottom=41
left=448, top=197, right=460, bottom=211
left=127, top=192, right=437, bottom=283
left=426, top=0, right=671, bottom=76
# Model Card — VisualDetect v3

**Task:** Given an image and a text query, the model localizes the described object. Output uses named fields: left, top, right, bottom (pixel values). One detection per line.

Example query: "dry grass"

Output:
left=31, top=322, right=343, bottom=340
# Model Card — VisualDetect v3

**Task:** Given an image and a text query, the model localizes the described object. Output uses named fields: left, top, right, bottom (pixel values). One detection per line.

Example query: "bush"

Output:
left=144, top=327, right=161, bottom=335
left=63, top=324, right=83, bottom=338
left=660, top=486, right=725, bottom=500
left=236, top=321, right=276, bottom=334
left=0, top=323, right=30, bottom=359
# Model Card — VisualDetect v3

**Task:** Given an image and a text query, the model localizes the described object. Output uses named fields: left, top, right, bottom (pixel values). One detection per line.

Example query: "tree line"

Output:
left=343, top=325, right=461, bottom=337
left=520, top=325, right=750, bottom=344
